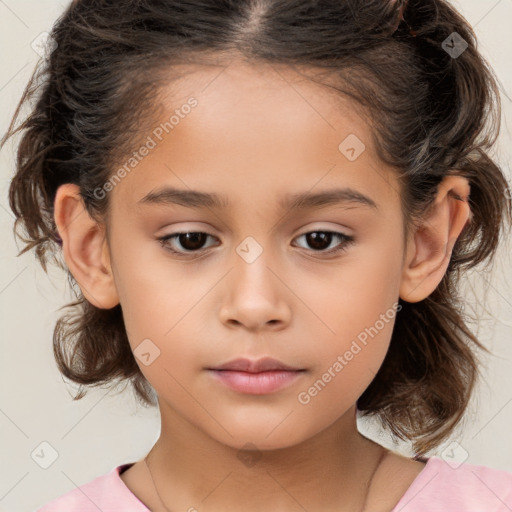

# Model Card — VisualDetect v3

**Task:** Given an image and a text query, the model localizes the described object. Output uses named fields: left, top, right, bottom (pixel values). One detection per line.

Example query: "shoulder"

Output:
left=35, top=463, right=149, bottom=512
left=394, top=456, right=512, bottom=512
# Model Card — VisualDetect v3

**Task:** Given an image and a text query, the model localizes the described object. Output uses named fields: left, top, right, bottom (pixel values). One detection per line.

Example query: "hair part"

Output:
left=3, top=0, right=511, bottom=455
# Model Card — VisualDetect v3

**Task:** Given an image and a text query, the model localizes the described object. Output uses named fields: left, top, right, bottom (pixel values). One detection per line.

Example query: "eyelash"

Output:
left=157, top=230, right=355, bottom=259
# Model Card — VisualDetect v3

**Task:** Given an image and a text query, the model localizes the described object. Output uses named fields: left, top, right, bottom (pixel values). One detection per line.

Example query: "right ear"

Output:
left=53, top=183, right=120, bottom=309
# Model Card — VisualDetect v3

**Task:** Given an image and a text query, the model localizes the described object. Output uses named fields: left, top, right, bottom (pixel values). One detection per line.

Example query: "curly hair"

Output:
left=2, top=0, right=511, bottom=455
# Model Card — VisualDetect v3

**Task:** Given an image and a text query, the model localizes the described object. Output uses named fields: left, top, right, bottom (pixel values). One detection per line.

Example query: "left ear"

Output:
left=399, top=175, right=471, bottom=303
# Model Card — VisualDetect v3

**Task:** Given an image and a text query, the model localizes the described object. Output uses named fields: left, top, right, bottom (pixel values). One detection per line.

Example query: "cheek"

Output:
left=295, top=298, right=398, bottom=425
left=109, top=237, right=217, bottom=382
left=294, top=238, right=402, bottom=404
left=109, top=231, right=189, bottom=332
left=300, top=237, right=402, bottom=346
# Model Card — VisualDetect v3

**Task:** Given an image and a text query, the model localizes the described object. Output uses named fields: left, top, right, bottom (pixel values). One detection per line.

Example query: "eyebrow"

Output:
left=138, top=186, right=378, bottom=211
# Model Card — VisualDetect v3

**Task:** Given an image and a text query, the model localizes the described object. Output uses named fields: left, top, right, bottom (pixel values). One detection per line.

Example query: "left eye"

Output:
left=293, top=231, right=355, bottom=255
left=158, top=230, right=355, bottom=257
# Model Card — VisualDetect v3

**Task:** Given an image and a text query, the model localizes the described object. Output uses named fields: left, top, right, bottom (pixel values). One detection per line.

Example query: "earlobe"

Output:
left=53, top=183, right=120, bottom=309
left=399, top=175, right=471, bottom=303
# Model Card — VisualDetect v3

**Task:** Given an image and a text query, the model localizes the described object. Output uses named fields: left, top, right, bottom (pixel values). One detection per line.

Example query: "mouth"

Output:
left=208, top=356, right=304, bottom=373
left=206, top=357, right=306, bottom=395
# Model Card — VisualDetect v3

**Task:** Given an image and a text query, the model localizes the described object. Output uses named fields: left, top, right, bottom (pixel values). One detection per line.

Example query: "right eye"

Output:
left=157, top=231, right=219, bottom=257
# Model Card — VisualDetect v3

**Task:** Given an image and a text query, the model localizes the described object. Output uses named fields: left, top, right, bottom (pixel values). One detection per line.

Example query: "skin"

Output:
left=54, top=59, right=471, bottom=512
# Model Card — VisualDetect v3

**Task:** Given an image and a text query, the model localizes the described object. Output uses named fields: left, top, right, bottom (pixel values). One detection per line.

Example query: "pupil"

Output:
left=307, top=232, right=331, bottom=250
left=180, top=232, right=206, bottom=250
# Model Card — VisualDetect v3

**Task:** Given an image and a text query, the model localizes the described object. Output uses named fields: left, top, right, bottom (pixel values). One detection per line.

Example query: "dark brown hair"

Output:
left=2, top=0, right=511, bottom=455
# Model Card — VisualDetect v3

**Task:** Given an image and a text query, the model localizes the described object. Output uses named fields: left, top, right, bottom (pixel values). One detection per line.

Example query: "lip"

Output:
left=208, top=357, right=303, bottom=373
left=207, top=357, right=306, bottom=395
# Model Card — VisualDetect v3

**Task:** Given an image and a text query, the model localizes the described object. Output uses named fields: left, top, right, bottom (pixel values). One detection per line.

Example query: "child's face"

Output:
left=107, top=60, right=407, bottom=449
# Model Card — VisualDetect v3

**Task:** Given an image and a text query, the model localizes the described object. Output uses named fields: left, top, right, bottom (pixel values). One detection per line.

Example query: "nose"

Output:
left=218, top=247, right=292, bottom=331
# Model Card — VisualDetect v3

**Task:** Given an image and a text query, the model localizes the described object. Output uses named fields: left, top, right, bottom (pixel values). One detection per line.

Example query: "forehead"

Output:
left=110, top=59, right=401, bottom=216
left=157, top=59, right=370, bottom=144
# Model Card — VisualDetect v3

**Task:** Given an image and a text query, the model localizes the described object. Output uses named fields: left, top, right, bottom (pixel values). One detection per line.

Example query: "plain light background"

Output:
left=1, top=1, right=511, bottom=511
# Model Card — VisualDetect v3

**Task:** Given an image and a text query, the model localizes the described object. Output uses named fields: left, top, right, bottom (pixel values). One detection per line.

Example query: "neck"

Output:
left=145, top=402, right=387, bottom=512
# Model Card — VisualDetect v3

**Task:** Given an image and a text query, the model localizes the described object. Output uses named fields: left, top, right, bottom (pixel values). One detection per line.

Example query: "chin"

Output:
left=206, top=423, right=313, bottom=453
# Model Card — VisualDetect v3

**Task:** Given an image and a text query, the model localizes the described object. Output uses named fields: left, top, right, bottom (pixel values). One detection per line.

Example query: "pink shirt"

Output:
left=36, top=456, right=512, bottom=511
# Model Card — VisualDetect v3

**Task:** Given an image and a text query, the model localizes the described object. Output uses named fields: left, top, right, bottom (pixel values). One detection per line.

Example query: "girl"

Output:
left=3, top=0, right=512, bottom=510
